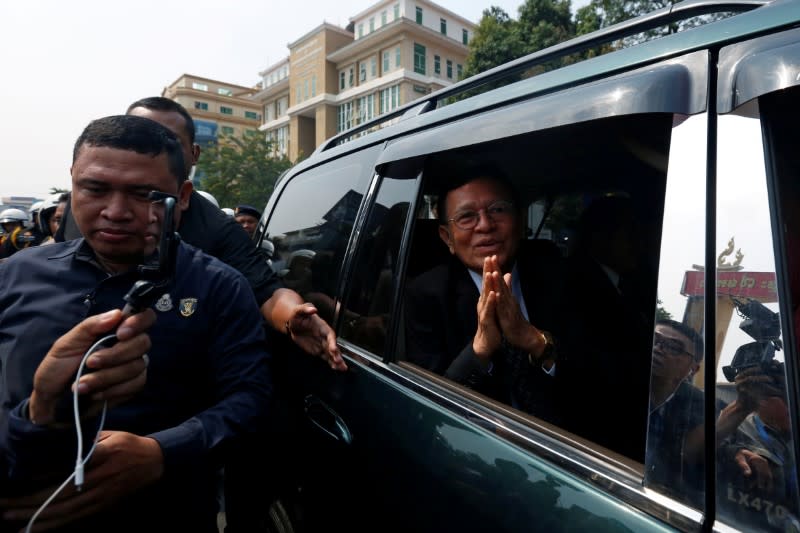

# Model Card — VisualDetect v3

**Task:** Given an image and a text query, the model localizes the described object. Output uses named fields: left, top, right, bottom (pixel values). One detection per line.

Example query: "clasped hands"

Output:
left=472, top=255, right=548, bottom=364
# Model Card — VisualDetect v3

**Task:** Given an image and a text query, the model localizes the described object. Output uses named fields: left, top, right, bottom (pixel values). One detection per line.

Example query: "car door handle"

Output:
left=304, top=395, right=353, bottom=445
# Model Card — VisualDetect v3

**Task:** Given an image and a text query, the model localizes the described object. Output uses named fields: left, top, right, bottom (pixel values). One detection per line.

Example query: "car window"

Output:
left=643, top=112, right=708, bottom=506
left=401, top=112, right=673, bottom=465
left=338, top=175, right=417, bottom=356
left=713, top=87, right=800, bottom=531
left=263, top=147, right=380, bottom=326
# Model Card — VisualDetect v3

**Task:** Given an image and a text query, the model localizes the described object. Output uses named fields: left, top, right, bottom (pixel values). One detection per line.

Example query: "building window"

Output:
left=349, top=67, right=354, bottom=87
left=369, top=17, right=375, bottom=32
left=457, top=64, right=463, bottom=79
left=381, top=10, right=387, bottom=25
left=192, top=82, right=208, bottom=91
left=194, top=101, right=208, bottom=111
left=379, top=84, right=400, bottom=114
left=296, top=86, right=301, bottom=103
left=338, top=101, right=354, bottom=132
left=358, top=23, right=364, bottom=38
left=415, top=6, right=422, bottom=24
left=371, top=57, right=377, bottom=77
left=394, top=3, right=399, bottom=19
left=360, top=62, right=367, bottom=82
left=414, top=43, right=426, bottom=75
left=312, top=75, right=317, bottom=97
left=358, top=94, right=375, bottom=124
left=265, top=103, right=274, bottom=122
left=277, top=97, right=288, bottom=116
left=217, top=87, right=233, bottom=96
left=446, top=59, right=453, bottom=79
left=383, top=51, right=390, bottom=73
left=220, top=106, right=233, bottom=115
left=221, top=126, right=235, bottom=135
left=434, top=55, right=441, bottom=75
left=440, top=18, right=447, bottom=35
left=244, top=129, right=257, bottom=137
left=395, top=46, right=401, bottom=67
left=462, top=29, right=469, bottom=45
left=340, top=71, right=346, bottom=90
left=276, top=126, right=288, bottom=155
left=245, top=111, right=259, bottom=120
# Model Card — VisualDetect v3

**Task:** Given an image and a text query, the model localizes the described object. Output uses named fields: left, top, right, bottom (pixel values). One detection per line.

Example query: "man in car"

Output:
left=0, top=115, right=272, bottom=532
left=405, top=167, right=565, bottom=423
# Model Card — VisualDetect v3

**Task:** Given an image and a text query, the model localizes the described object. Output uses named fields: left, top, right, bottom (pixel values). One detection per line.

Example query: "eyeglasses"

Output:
left=653, top=332, right=693, bottom=358
left=448, top=200, right=515, bottom=230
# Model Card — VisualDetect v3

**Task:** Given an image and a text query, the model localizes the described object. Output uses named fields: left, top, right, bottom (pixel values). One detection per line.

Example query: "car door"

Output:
left=301, top=45, right=713, bottom=532
left=256, top=8, right=800, bottom=533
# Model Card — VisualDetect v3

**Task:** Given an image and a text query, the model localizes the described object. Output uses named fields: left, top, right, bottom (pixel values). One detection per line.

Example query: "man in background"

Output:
left=234, top=204, right=260, bottom=239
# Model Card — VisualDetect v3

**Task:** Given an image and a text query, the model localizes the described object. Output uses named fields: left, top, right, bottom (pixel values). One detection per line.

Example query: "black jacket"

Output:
left=404, top=240, right=567, bottom=423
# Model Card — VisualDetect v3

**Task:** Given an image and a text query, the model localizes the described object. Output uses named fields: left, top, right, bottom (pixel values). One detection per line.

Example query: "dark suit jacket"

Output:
left=558, top=251, right=656, bottom=462
left=405, top=240, right=567, bottom=424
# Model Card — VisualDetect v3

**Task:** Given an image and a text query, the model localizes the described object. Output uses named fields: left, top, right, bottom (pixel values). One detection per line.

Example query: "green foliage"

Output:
left=574, top=0, right=733, bottom=47
left=462, top=7, right=526, bottom=81
left=464, top=0, right=735, bottom=79
left=517, top=0, right=574, bottom=54
left=461, top=1, right=577, bottom=96
left=656, top=298, right=673, bottom=321
left=196, top=133, right=292, bottom=210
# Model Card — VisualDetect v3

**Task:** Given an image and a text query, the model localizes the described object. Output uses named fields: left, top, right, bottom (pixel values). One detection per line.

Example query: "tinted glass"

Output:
left=714, top=91, right=800, bottom=531
left=402, top=113, right=672, bottom=462
left=339, top=175, right=416, bottom=355
left=643, top=113, right=708, bottom=506
left=264, top=148, right=379, bottom=326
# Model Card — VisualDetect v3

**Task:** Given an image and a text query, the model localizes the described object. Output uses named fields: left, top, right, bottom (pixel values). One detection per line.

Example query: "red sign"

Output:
left=681, top=271, right=778, bottom=302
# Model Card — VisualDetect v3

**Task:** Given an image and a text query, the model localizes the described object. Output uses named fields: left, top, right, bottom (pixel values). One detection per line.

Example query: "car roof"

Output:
left=279, top=0, right=798, bottom=182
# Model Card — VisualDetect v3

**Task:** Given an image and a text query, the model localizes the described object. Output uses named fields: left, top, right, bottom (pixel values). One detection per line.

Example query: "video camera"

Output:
left=722, top=297, right=782, bottom=382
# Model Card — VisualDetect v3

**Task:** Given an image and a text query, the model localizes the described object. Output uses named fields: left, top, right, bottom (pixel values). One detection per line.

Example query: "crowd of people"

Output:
left=0, top=97, right=796, bottom=532
left=0, top=193, right=68, bottom=260
left=0, top=97, right=345, bottom=533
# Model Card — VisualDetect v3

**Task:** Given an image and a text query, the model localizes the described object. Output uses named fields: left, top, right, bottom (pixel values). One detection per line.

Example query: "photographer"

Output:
left=717, top=360, right=797, bottom=529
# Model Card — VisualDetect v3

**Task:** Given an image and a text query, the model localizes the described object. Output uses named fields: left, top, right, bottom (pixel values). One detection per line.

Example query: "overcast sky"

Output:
left=0, top=0, right=593, bottom=199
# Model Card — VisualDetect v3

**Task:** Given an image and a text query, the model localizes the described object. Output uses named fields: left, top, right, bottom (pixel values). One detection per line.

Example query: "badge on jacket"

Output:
left=155, top=293, right=173, bottom=312
left=179, top=298, right=198, bottom=317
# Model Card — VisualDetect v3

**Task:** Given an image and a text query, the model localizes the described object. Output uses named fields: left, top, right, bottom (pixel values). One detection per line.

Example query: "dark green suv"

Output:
left=254, top=1, right=800, bottom=531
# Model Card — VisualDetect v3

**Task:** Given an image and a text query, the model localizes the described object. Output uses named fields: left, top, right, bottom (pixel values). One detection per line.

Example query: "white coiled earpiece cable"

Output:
left=24, top=333, right=114, bottom=533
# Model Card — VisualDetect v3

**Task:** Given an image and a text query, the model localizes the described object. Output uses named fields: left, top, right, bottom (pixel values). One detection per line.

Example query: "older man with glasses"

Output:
left=404, top=167, right=566, bottom=424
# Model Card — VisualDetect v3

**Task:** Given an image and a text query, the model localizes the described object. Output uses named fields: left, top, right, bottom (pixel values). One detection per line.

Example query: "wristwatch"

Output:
left=529, top=330, right=556, bottom=366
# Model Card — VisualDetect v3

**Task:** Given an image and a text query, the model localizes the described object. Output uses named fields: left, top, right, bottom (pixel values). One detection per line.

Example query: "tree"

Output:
left=574, top=0, right=733, bottom=47
left=656, top=298, right=673, bottom=321
left=463, top=0, right=577, bottom=84
left=517, top=0, right=574, bottom=55
left=196, top=133, right=292, bottom=210
left=462, top=7, right=526, bottom=81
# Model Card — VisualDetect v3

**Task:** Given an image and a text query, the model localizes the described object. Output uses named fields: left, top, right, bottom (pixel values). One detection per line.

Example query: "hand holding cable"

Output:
left=29, top=309, right=154, bottom=426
